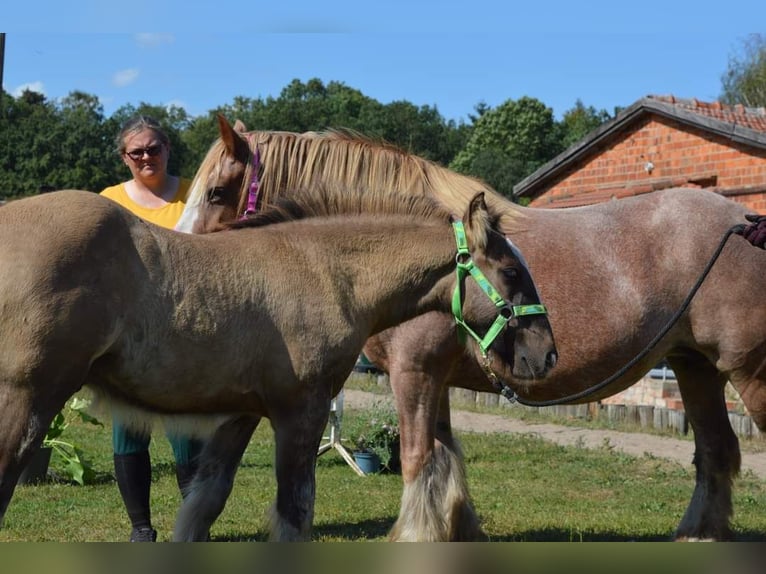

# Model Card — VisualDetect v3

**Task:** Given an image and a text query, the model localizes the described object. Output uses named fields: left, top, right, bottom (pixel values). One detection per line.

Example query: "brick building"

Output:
left=512, top=95, right=766, bottom=213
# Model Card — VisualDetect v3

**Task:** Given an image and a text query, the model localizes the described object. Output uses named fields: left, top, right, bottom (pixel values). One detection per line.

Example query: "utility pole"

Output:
left=0, top=33, right=5, bottom=119
left=0, top=33, right=5, bottom=94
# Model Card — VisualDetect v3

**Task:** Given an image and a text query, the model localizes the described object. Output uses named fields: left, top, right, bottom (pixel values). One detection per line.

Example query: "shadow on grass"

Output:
left=314, top=517, right=396, bottom=540
left=473, top=527, right=766, bottom=542
left=489, top=529, right=672, bottom=542
left=210, top=518, right=396, bottom=542
left=212, top=524, right=766, bottom=542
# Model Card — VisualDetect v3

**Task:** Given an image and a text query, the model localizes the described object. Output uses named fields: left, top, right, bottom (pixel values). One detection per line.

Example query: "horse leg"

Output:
left=431, top=391, right=486, bottom=541
left=173, top=415, right=261, bottom=541
left=387, top=360, right=485, bottom=541
left=268, top=399, right=330, bottom=541
left=387, top=366, right=445, bottom=541
left=0, top=388, right=43, bottom=528
left=669, top=353, right=739, bottom=541
left=0, top=369, right=82, bottom=529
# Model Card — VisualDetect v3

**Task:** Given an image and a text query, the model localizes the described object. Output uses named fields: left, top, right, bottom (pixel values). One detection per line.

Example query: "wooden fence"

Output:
left=447, top=388, right=761, bottom=440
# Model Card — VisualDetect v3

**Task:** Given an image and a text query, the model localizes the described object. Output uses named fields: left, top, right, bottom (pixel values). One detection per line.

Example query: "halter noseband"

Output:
left=240, top=138, right=261, bottom=219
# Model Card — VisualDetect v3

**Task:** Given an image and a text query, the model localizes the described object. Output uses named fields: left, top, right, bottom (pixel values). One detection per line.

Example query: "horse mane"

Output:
left=190, top=125, right=523, bottom=229
left=223, top=183, right=458, bottom=230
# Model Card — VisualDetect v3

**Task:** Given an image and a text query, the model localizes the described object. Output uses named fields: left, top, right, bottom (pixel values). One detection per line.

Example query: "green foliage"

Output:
left=450, top=96, right=563, bottom=198
left=557, top=99, right=613, bottom=149
left=721, top=34, right=766, bottom=107
left=0, top=89, right=60, bottom=196
left=179, top=112, right=220, bottom=177
left=43, top=398, right=104, bottom=485
left=343, top=401, right=400, bottom=470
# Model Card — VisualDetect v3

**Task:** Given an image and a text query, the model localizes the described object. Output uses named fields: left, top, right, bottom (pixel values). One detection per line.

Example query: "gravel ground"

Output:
left=342, top=389, right=766, bottom=479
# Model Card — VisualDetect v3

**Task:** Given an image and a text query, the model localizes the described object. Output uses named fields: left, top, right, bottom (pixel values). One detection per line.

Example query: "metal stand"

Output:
left=317, top=390, right=365, bottom=476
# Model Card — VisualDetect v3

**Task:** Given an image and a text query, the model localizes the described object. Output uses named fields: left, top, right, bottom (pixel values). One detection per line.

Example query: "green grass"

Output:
left=1, top=395, right=765, bottom=542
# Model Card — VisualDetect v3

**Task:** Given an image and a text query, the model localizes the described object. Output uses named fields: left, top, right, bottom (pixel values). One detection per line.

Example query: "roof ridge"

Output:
left=647, top=94, right=766, bottom=118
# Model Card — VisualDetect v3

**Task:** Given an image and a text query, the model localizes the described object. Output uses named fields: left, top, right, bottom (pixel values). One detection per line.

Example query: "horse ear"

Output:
left=464, top=192, right=490, bottom=251
left=217, top=114, right=250, bottom=158
left=233, top=119, right=248, bottom=132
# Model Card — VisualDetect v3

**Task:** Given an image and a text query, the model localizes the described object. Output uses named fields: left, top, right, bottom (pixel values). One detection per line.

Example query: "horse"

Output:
left=0, top=186, right=556, bottom=541
left=176, top=114, right=766, bottom=541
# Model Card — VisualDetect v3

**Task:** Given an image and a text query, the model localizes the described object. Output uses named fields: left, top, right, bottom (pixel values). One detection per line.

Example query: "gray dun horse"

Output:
left=176, top=115, right=766, bottom=541
left=0, top=187, right=556, bottom=541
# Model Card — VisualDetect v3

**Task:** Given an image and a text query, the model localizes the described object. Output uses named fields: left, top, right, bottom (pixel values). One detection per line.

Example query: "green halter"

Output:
left=450, top=221, right=547, bottom=356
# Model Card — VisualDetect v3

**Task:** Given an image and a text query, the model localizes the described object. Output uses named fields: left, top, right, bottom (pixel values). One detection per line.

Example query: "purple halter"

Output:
left=240, top=140, right=261, bottom=219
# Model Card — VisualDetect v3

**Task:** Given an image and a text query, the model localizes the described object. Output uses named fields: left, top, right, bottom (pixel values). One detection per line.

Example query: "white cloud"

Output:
left=113, top=68, right=139, bottom=88
left=12, top=81, right=45, bottom=97
left=135, top=33, right=175, bottom=48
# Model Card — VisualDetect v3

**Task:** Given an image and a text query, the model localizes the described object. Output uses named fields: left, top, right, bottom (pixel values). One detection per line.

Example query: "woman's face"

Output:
left=122, top=128, right=169, bottom=181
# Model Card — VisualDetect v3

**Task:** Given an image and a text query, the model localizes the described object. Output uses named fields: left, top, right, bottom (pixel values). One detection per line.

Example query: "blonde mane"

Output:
left=225, top=182, right=456, bottom=230
left=190, top=127, right=524, bottom=230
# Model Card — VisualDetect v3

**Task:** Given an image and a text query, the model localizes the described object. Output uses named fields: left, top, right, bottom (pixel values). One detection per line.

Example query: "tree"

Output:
left=720, top=34, right=766, bottom=107
left=249, top=78, right=378, bottom=133
left=0, top=89, right=60, bottom=197
left=361, top=100, right=468, bottom=166
left=450, top=96, right=561, bottom=199
left=48, top=91, right=114, bottom=191
left=180, top=112, right=221, bottom=177
left=557, top=99, right=612, bottom=149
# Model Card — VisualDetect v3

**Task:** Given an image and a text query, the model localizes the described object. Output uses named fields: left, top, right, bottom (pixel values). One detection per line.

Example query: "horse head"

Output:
left=457, top=193, right=557, bottom=385
left=175, top=115, right=251, bottom=234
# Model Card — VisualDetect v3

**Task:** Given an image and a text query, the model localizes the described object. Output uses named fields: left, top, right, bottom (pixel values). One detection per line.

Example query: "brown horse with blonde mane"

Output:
left=176, top=115, right=766, bottom=541
left=0, top=186, right=554, bottom=541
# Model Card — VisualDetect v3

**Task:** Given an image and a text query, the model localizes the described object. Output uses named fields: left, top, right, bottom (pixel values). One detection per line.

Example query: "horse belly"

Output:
left=88, top=352, right=267, bottom=416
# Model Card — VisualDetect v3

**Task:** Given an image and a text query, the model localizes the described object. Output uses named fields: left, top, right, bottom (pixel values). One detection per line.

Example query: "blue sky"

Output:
left=2, top=3, right=765, bottom=123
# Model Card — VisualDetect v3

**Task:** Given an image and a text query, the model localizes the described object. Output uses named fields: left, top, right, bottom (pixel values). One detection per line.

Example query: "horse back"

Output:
left=0, top=191, right=157, bottom=367
left=501, top=188, right=764, bottom=389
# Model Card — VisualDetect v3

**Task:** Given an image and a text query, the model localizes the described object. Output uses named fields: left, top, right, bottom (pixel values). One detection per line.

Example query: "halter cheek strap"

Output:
left=451, top=221, right=510, bottom=353
left=450, top=221, right=548, bottom=355
left=240, top=143, right=261, bottom=219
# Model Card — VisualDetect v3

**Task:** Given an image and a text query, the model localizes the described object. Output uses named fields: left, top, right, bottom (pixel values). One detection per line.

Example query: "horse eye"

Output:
left=207, top=187, right=225, bottom=205
left=503, top=267, right=519, bottom=281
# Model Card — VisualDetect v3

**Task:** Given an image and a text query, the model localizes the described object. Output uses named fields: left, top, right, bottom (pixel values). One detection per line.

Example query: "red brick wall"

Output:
left=530, top=115, right=766, bottom=212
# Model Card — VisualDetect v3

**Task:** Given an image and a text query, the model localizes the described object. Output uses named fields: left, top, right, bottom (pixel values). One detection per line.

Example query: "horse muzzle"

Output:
left=494, top=315, right=558, bottom=381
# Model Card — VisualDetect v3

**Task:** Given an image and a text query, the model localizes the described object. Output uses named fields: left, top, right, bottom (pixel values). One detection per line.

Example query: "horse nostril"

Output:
left=546, top=351, right=558, bottom=369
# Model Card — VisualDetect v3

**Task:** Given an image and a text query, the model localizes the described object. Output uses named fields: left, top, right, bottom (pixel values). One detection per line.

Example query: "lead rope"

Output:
left=505, top=223, right=747, bottom=408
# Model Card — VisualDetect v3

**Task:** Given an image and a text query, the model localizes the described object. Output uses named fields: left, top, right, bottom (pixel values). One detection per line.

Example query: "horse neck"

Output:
left=286, top=218, right=458, bottom=335
left=375, top=231, right=457, bottom=334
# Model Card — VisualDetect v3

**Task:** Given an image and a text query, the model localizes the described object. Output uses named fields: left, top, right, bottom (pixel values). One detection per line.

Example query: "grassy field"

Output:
left=1, top=385, right=765, bottom=543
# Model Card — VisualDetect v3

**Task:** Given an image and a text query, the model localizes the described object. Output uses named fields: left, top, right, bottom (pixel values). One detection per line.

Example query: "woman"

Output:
left=101, top=115, right=202, bottom=542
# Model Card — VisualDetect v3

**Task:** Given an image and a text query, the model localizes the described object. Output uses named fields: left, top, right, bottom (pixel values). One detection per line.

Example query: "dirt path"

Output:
left=342, top=389, right=766, bottom=480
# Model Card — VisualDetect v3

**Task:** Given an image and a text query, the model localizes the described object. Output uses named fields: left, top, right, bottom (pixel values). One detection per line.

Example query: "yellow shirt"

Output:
left=100, top=178, right=191, bottom=230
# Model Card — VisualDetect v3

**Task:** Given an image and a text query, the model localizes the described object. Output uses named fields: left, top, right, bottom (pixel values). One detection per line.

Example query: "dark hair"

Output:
left=115, top=115, right=170, bottom=154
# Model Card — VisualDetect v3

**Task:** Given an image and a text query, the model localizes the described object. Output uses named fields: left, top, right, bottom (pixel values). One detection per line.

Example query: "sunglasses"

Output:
left=125, top=144, right=163, bottom=161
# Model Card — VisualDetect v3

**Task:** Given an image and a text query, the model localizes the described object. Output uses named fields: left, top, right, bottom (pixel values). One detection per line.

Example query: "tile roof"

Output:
left=647, top=95, right=766, bottom=133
